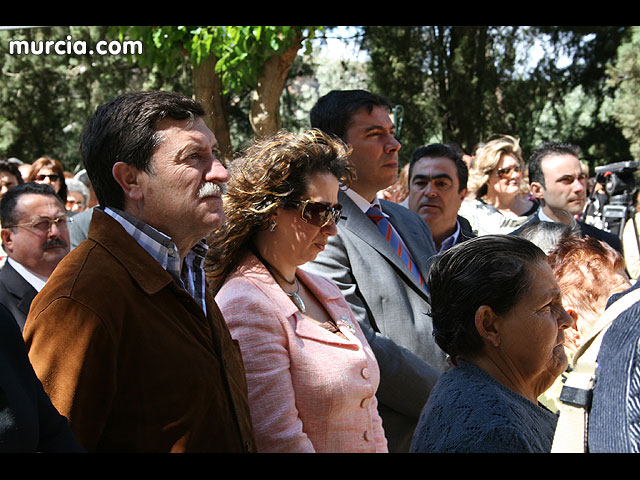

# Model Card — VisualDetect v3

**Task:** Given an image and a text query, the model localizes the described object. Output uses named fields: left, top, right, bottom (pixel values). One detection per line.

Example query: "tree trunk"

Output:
left=193, top=53, right=233, bottom=162
left=249, top=36, right=302, bottom=139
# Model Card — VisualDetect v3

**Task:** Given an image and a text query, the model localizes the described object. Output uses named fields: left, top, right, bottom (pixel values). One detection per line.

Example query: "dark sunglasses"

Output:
left=290, top=200, right=342, bottom=228
left=495, top=165, right=521, bottom=179
left=35, top=174, right=61, bottom=182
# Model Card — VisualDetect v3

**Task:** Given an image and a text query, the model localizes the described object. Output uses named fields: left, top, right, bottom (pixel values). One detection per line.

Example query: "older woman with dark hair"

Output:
left=207, top=129, right=387, bottom=453
left=410, top=235, right=573, bottom=453
left=27, top=157, right=67, bottom=204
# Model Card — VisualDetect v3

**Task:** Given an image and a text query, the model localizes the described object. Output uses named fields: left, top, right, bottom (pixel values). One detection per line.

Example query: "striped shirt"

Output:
left=104, top=207, right=208, bottom=315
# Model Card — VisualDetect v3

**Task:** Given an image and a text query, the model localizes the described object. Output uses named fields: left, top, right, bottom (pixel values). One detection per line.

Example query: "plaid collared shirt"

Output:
left=104, top=207, right=208, bottom=315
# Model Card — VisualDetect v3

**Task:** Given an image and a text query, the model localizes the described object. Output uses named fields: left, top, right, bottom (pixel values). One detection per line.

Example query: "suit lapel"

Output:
left=0, top=262, right=37, bottom=317
left=339, top=192, right=428, bottom=296
left=383, top=201, right=432, bottom=286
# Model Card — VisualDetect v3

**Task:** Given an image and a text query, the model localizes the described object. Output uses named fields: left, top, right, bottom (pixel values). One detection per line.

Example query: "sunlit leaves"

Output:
left=120, top=26, right=323, bottom=93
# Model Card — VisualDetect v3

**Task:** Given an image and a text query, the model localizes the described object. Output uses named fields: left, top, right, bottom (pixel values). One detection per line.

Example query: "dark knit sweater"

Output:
left=410, top=360, right=558, bottom=453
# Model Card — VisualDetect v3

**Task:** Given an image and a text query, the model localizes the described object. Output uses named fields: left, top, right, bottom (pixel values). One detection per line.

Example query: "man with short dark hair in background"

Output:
left=514, top=141, right=622, bottom=253
left=407, top=143, right=475, bottom=252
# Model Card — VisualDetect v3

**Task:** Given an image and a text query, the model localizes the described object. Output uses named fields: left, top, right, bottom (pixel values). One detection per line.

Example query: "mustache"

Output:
left=42, top=237, right=68, bottom=249
left=198, top=182, right=226, bottom=198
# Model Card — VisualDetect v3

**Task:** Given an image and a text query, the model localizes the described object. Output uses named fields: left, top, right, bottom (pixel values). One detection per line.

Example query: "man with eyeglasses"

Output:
left=303, top=90, right=447, bottom=452
left=513, top=142, right=622, bottom=253
left=22, top=91, right=256, bottom=453
left=0, top=182, right=70, bottom=331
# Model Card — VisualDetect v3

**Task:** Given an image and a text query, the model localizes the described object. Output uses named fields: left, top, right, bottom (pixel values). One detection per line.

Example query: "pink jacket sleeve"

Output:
left=217, top=280, right=316, bottom=452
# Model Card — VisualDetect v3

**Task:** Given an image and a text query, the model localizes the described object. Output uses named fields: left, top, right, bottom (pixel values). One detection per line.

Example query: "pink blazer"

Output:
left=215, top=252, right=387, bottom=453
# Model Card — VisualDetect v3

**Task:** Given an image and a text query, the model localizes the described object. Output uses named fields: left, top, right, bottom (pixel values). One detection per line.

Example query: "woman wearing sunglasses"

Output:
left=27, top=157, right=68, bottom=205
left=207, top=129, right=387, bottom=453
left=458, top=135, right=537, bottom=236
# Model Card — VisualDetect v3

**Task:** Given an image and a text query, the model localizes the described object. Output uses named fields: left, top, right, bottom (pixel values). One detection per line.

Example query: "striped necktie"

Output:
left=366, top=205, right=425, bottom=289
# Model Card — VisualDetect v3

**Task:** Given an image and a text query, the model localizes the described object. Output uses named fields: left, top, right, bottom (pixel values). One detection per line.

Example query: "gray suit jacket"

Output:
left=69, top=207, right=94, bottom=250
left=0, top=261, right=38, bottom=332
left=302, top=192, right=448, bottom=452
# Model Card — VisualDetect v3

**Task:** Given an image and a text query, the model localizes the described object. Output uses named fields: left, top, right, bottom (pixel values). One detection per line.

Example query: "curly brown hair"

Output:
left=547, top=235, right=628, bottom=323
left=206, top=129, right=355, bottom=292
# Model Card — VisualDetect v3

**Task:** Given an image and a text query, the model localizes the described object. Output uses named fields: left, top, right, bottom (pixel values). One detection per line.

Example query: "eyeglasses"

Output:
left=290, top=200, right=342, bottom=228
left=35, top=174, right=61, bottom=182
left=7, top=215, right=73, bottom=234
left=495, top=165, right=521, bottom=179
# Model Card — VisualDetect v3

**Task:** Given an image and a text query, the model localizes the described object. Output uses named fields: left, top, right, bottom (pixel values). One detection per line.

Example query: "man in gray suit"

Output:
left=302, top=90, right=448, bottom=452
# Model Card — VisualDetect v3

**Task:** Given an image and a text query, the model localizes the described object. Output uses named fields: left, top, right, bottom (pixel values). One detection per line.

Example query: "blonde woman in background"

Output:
left=458, top=135, right=537, bottom=236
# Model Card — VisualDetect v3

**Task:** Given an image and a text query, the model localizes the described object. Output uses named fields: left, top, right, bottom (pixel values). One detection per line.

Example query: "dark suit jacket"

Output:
left=511, top=210, right=623, bottom=253
left=0, top=303, right=83, bottom=452
left=454, top=215, right=477, bottom=247
left=0, top=261, right=38, bottom=331
left=588, top=280, right=640, bottom=452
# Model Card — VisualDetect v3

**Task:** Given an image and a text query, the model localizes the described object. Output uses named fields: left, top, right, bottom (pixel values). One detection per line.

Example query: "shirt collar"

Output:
left=345, top=188, right=384, bottom=214
left=537, top=206, right=556, bottom=223
left=7, top=257, right=48, bottom=292
left=438, top=220, right=461, bottom=252
left=104, top=206, right=180, bottom=268
left=103, top=207, right=208, bottom=313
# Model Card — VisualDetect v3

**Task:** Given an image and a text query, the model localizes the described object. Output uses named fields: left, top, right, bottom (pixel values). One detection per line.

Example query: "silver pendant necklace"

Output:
left=256, top=251, right=306, bottom=313
left=287, top=280, right=306, bottom=314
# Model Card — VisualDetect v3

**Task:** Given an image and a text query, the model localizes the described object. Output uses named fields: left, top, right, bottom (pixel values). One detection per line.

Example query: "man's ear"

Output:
left=112, top=162, right=144, bottom=202
left=474, top=304, right=501, bottom=348
left=529, top=181, right=545, bottom=201
left=1, top=228, right=15, bottom=253
left=561, top=306, right=581, bottom=349
left=459, top=188, right=468, bottom=202
left=564, top=307, right=579, bottom=330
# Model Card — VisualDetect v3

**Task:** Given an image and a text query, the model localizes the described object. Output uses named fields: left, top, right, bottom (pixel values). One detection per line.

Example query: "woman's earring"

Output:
left=269, top=218, right=277, bottom=232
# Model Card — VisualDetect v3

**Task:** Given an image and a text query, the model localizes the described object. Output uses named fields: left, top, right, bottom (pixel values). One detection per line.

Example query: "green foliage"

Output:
left=119, top=26, right=323, bottom=93
left=608, top=26, right=640, bottom=159
left=1, top=26, right=191, bottom=170
left=361, top=26, right=632, bottom=168
left=2, top=25, right=632, bottom=177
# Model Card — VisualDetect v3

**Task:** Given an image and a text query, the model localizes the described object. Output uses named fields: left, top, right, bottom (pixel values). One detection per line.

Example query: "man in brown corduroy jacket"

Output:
left=23, top=91, right=256, bottom=453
